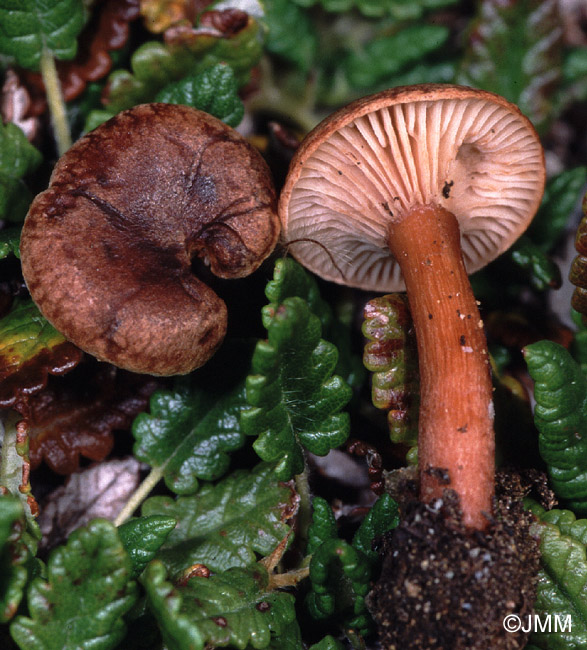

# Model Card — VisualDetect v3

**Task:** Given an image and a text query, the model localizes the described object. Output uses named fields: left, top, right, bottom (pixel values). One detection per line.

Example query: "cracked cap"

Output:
left=279, top=84, right=545, bottom=291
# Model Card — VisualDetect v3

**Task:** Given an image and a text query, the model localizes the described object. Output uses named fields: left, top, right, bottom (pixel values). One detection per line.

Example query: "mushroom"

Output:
left=279, top=84, right=545, bottom=529
left=20, top=103, right=279, bottom=376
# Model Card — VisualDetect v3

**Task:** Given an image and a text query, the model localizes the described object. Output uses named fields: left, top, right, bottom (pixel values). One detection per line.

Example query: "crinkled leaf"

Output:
left=570, top=310, right=587, bottom=373
left=99, top=12, right=262, bottom=116
left=524, top=341, right=587, bottom=512
left=39, top=458, right=142, bottom=551
left=242, top=296, right=352, bottom=480
left=0, top=0, right=86, bottom=70
left=141, top=463, right=298, bottom=577
left=0, top=121, right=42, bottom=223
left=343, top=25, right=450, bottom=89
left=0, top=495, right=30, bottom=623
left=528, top=168, right=587, bottom=251
left=264, top=258, right=364, bottom=391
left=307, top=538, right=372, bottom=635
left=362, top=294, right=419, bottom=445
left=525, top=502, right=587, bottom=648
left=571, top=194, right=587, bottom=325
left=133, top=376, right=248, bottom=495
left=458, top=0, right=563, bottom=131
left=263, top=0, right=317, bottom=72
left=0, top=227, right=20, bottom=260
left=509, top=235, right=562, bottom=292
left=351, top=494, right=399, bottom=563
left=10, top=519, right=137, bottom=650
left=307, top=496, right=337, bottom=556
left=118, top=515, right=176, bottom=579
left=156, top=62, right=244, bottom=127
left=143, top=560, right=298, bottom=650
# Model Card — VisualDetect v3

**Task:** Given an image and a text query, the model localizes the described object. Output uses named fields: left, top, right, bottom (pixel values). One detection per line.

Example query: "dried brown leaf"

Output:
left=140, top=0, right=213, bottom=33
left=25, top=361, right=159, bottom=474
left=0, top=70, right=40, bottom=142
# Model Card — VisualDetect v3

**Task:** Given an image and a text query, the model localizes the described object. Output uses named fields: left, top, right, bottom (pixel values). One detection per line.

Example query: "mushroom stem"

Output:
left=387, top=204, right=494, bottom=529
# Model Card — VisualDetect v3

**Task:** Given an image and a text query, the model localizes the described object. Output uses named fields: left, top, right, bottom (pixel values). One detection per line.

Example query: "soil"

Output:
left=367, top=473, right=542, bottom=649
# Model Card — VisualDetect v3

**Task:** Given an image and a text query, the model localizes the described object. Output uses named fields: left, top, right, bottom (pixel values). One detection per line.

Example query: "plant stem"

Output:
left=39, top=46, right=72, bottom=156
left=387, top=204, right=494, bottom=529
left=114, top=465, right=164, bottom=527
left=295, top=465, right=313, bottom=548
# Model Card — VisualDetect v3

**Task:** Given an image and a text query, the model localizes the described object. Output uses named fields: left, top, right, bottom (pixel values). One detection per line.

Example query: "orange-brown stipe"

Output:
left=388, top=205, right=494, bottom=529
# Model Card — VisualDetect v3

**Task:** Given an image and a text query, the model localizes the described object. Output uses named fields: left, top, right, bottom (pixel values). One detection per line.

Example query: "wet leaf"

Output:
left=308, top=637, right=346, bottom=650
left=133, top=375, right=248, bottom=495
left=351, top=494, right=399, bottom=562
left=141, top=463, right=298, bottom=577
left=0, top=0, right=86, bottom=71
left=27, top=363, right=158, bottom=474
left=10, top=519, right=137, bottom=650
left=524, top=341, right=587, bottom=512
left=242, top=296, right=352, bottom=480
left=525, top=501, right=587, bottom=649
left=458, top=0, right=563, bottom=131
left=362, top=294, right=419, bottom=445
left=39, top=458, right=142, bottom=551
left=0, top=122, right=42, bottom=223
left=143, top=560, right=298, bottom=650
left=118, top=515, right=176, bottom=579
left=0, top=228, right=20, bottom=261
left=156, top=62, right=244, bottom=126
left=306, top=497, right=337, bottom=556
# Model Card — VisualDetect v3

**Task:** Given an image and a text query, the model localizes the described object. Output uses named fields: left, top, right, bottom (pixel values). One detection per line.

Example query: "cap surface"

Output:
left=279, top=84, right=545, bottom=291
left=21, top=103, right=279, bottom=375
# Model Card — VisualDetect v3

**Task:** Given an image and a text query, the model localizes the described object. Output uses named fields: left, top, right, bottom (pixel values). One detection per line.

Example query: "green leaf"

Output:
left=352, top=494, right=399, bottom=563
left=143, top=560, right=298, bottom=650
left=263, top=0, right=317, bottom=72
left=141, top=463, right=297, bottom=577
left=0, top=495, right=30, bottom=623
left=570, top=310, right=587, bottom=374
left=117, top=516, right=177, bottom=579
left=0, top=122, right=42, bottom=223
left=528, top=168, right=587, bottom=251
left=343, top=25, right=450, bottom=89
left=242, top=297, right=352, bottom=480
left=10, top=519, right=137, bottom=650
left=458, top=0, right=563, bottom=131
left=100, top=16, right=262, bottom=116
left=0, top=0, right=86, bottom=70
left=509, top=235, right=562, bottom=292
left=0, top=227, right=20, bottom=260
left=307, top=497, right=337, bottom=555
left=307, top=539, right=371, bottom=634
left=308, top=636, right=346, bottom=650
left=571, top=195, right=587, bottom=325
left=155, top=63, right=244, bottom=127
left=524, top=341, right=587, bottom=512
left=132, top=377, right=248, bottom=495
left=291, top=0, right=456, bottom=18
left=525, top=502, right=587, bottom=648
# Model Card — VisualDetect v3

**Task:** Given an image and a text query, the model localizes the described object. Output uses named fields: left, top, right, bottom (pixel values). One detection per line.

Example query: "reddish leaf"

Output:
left=22, top=0, right=141, bottom=115
left=25, top=361, right=160, bottom=474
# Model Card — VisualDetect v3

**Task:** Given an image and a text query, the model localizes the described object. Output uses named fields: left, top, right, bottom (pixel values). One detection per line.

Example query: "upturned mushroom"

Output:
left=20, top=103, right=279, bottom=376
left=279, top=84, right=545, bottom=529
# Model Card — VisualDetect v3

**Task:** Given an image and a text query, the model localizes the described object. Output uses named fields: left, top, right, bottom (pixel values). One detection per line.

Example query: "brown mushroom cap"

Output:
left=279, top=84, right=545, bottom=291
left=20, top=103, right=279, bottom=375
